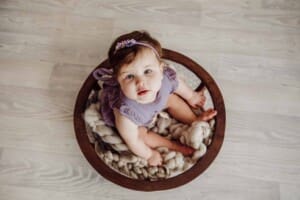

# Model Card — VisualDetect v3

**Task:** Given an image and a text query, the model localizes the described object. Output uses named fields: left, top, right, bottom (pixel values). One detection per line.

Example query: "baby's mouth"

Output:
left=137, top=89, right=149, bottom=96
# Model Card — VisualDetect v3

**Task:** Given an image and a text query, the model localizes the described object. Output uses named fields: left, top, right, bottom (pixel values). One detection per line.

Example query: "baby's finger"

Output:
left=212, top=110, right=217, bottom=115
left=205, top=108, right=214, bottom=112
left=208, top=110, right=218, bottom=118
left=194, top=97, right=206, bottom=108
left=201, top=96, right=206, bottom=103
left=198, top=100, right=205, bottom=107
left=203, top=110, right=217, bottom=121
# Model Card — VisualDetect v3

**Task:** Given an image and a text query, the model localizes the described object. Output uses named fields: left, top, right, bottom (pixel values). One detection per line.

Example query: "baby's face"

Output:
left=117, top=48, right=164, bottom=104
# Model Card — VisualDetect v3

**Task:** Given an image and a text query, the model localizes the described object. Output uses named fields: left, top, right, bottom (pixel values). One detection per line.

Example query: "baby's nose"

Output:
left=135, top=76, right=145, bottom=86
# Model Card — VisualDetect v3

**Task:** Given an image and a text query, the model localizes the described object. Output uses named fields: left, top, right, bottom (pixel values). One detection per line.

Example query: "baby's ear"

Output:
left=159, top=61, right=165, bottom=72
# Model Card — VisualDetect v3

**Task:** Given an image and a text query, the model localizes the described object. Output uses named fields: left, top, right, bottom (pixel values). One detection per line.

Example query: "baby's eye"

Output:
left=144, top=69, right=153, bottom=75
left=125, top=74, right=134, bottom=80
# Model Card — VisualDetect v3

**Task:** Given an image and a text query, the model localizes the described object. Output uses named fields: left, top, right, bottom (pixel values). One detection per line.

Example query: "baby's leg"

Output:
left=138, top=127, right=194, bottom=155
left=166, top=94, right=217, bottom=124
left=166, top=94, right=198, bottom=124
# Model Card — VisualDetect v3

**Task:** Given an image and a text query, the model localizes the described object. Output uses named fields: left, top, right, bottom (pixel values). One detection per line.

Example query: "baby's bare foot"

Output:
left=198, top=108, right=217, bottom=121
left=179, top=145, right=195, bottom=156
left=172, top=142, right=195, bottom=156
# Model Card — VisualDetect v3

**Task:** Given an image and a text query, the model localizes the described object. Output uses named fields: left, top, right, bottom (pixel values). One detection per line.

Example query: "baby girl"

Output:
left=93, top=30, right=217, bottom=166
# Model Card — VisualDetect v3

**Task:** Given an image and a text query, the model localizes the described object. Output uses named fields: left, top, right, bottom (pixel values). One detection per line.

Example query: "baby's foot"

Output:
left=197, top=108, right=217, bottom=122
left=187, top=88, right=206, bottom=108
left=173, top=142, right=195, bottom=156
left=178, top=145, right=195, bottom=156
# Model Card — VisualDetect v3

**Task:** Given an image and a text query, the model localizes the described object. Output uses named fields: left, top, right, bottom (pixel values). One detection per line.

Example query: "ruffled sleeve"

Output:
left=99, top=85, right=121, bottom=127
left=163, top=66, right=179, bottom=93
left=93, top=68, right=122, bottom=127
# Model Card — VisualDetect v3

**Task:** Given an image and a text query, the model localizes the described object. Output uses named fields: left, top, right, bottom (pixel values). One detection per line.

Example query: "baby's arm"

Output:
left=113, top=109, right=162, bottom=166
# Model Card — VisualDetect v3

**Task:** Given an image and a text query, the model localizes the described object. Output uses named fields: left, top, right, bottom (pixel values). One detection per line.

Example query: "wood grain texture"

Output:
left=0, top=0, right=299, bottom=199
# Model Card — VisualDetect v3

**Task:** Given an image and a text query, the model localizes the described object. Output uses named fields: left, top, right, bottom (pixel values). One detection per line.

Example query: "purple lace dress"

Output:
left=93, top=66, right=179, bottom=127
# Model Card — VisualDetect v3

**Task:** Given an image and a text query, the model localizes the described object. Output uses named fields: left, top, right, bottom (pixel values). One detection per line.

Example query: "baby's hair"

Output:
left=108, top=30, right=162, bottom=76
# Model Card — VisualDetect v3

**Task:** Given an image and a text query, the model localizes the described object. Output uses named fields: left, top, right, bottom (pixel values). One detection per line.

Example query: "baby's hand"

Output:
left=187, top=88, right=206, bottom=108
left=197, top=108, right=217, bottom=122
left=148, top=150, right=162, bottom=166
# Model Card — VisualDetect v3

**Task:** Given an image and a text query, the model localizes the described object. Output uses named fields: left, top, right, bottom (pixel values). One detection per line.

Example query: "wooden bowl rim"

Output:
left=73, top=48, right=226, bottom=191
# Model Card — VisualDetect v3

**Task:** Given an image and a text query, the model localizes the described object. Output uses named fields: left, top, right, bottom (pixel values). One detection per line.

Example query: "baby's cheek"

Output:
left=153, top=78, right=163, bottom=91
left=121, top=83, right=135, bottom=98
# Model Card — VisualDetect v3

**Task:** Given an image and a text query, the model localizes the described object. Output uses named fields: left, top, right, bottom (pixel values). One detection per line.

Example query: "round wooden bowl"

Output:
left=73, top=49, right=226, bottom=191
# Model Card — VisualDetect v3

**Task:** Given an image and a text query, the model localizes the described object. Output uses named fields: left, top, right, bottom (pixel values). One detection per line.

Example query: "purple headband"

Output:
left=114, top=39, right=160, bottom=58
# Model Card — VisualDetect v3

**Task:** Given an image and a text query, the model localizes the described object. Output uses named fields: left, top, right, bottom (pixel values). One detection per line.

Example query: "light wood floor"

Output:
left=0, top=0, right=299, bottom=199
